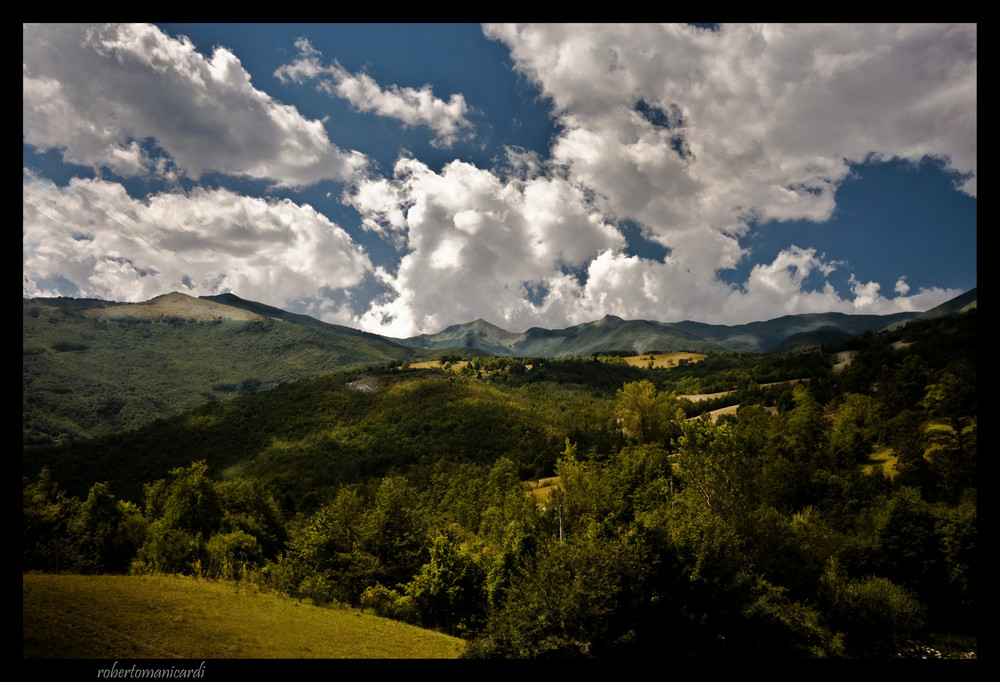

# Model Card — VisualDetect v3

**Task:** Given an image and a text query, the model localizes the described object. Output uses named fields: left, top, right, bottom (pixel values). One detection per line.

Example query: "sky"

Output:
left=23, top=23, right=977, bottom=338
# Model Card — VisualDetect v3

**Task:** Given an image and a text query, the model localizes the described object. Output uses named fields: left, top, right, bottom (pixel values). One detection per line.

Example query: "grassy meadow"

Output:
left=620, top=351, right=707, bottom=368
left=23, top=573, right=465, bottom=659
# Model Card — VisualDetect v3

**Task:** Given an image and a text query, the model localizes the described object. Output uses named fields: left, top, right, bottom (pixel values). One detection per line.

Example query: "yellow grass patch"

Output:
left=409, top=360, right=470, bottom=372
left=525, top=476, right=561, bottom=508
left=23, top=573, right=464, bottom=659
left=621, top=352, right=707, bottom=369
left=679, top=390, right=733, bottom=403
left=832, top=350, right=858, bottom=375
left=861, top=447, right=900, bottom=480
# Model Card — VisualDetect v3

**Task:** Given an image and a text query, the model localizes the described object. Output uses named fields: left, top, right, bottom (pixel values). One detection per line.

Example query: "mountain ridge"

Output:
left=396, top=299, right=977, bottom=356
left=23, top=287, right=975, bottom=446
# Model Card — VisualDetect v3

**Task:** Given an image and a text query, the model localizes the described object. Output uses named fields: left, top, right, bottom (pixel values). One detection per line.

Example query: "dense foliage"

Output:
left=23, top=310, right=977, bottom=659
left=22, top=297, right=424, bottom=446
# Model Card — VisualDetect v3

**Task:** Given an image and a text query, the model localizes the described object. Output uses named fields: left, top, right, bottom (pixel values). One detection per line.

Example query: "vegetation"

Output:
left=23, top=295, right=424, bottom=446
left=23, top=308, right=977, bottom=659
left=23, top=573, right=464, bottom=658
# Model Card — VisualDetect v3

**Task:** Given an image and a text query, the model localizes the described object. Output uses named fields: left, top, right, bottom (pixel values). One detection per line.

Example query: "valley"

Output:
left=22, top=289, right=977, bottom=660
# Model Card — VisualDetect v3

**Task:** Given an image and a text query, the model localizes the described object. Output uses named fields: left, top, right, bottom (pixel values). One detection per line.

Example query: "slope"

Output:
left=399, top=314, right=729, bottom=357
left=23, top=292, right=418, bottom=445
left=23, top=573, right=464, bottom=659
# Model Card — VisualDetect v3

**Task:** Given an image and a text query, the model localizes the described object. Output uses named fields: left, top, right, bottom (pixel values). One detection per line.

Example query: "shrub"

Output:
left=822, top=561, right=926, bottom=657
left=206, top=530, right=263, bottom=580
left=360, top=583, right=418, bottom=623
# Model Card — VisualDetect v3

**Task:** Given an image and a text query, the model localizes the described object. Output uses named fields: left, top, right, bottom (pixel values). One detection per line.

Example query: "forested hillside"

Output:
left=22, top=293, right=424, bottom=446
left=25, top=289, right=972, bottom=447
left=23, top=309, right=977, bottom=659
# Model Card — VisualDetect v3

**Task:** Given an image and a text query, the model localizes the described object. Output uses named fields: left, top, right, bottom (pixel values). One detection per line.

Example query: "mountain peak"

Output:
left=91, top=291, right=261, bottom=323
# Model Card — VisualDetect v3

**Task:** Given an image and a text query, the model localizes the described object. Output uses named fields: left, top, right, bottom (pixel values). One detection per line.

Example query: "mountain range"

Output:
left=23, top=287, right=975, bottom=445
left=395, top=287, right=976, bottom=356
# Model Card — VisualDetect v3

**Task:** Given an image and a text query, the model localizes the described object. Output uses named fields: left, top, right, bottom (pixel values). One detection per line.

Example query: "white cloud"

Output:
left=347, top=155, right=626, bottom=337
left=22, top=23, right=367, bottom=186
left=484, top=23, right=976, bottom=249
left=276, top=38, right=474, bottom=148
left=718, top=247, right=962, bottom=322
left=342, top=24, right=975, bottom=335
left=22, top=173, right=372, bottom=324
left=22, top=24, right=974, bottom=337
left=346, top=145, right=964, bottom=334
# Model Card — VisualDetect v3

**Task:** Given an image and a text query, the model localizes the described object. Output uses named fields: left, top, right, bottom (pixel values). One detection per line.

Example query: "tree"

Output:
left=406, top=526, right=487, bottom=634
left=360, top=475, right=429, bottom=588
left=820, top=560, right=926, bottom=658
left=615, top=380, right=669, bottom=444
left=69, top=481, right=132, bottom=573
left=674, top=419, right=759, bottom=521
left=476, top=534, right=650, bottom=658
left=23, top=468, right=81, bottom=572
left=136, top=461, right=222, bottom=574
left=828, top=393, right=878, bottom=468
left=920, top=370, right=976, bottom=500
left=206, top=530, right=263, bottom=580
left=215, top=477, right=286, bottom=558
left=151, top=461, right=222, bottom=538
left=772, top=384, right=827, bottom=469
left=286, top=486, right=372, bottom=603
left=485, top=517, right=540, bottom=612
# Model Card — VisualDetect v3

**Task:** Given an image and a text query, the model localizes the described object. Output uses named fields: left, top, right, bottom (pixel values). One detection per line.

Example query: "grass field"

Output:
left=409, top=360, right=471, bottom=372
left=23, top=573, right=465, bottom=659
left=410, top=353, right=707, bottom=373
left=525, top=476, right=561, bottom=508
left=860, top=447, right=901, bottom=480
left=621, top=352, right=707, bottom=369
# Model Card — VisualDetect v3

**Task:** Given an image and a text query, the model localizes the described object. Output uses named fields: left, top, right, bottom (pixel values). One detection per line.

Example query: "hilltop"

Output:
left=397, top=296, right=978, bottom=356
left=23, top=292, right=420, bottom=445
left=397, top=314, right=730, bottom=356
left=23, top=288, right=975, bottom=446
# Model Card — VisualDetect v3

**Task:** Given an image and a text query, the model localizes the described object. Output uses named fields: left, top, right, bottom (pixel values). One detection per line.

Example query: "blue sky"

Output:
left=23, top=23, right=976, bottom=336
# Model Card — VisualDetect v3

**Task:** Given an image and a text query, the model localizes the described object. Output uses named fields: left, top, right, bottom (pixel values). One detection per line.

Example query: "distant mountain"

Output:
left=23, top=287, right=976, bottom=445
left=670, top=311, right=921, bottom=354
left=399, top=302, right=979, bottom=357
left=199, top=293, right=388, bottom=341
left=884, top=287, right=977, bottom=330
left=399, top=289, right=976, bottom=356
left=397, top=314, right=729, bottom=357
left=23, top=292, right=419, bottom=445
left=400, top=318, right=527, bottom=356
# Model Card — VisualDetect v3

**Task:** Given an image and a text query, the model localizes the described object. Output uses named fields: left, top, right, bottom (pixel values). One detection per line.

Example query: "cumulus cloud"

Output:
left=22, top=172, right=372, bottom=324
left=275, top=38, right=474, bottom=148
left=341, top=23, right=974, bottom=335
left=22, top=24, right=974, bottom=337
left=22, top=23, right=367, bottom=186
left=346, top=154, right=625, bottom=336
left=485, top=24, right=975, bottom=237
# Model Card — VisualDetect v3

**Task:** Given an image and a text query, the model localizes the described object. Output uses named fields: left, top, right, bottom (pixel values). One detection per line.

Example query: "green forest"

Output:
left=23, top=309, right=977, bottom=659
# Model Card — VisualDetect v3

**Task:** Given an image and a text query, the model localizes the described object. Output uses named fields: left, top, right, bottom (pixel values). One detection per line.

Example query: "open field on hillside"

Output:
left=410, top=353, right=708, bottom=374
left=679, top=390, right=734, bottom=403
left=621, top=352, right=707, bottom=368
left=409, top=359, right=472, bottom=372
left=525, top=476, right=561, bottom=508
left=23, top=573, right=464, bottom=659
left=832, top=350, right=859, bottom=374
left=680, top=378, right=810, bottom=404
left=861, top=447, right=901, bottom=480
left=695, top=404, right=780, bottom=423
